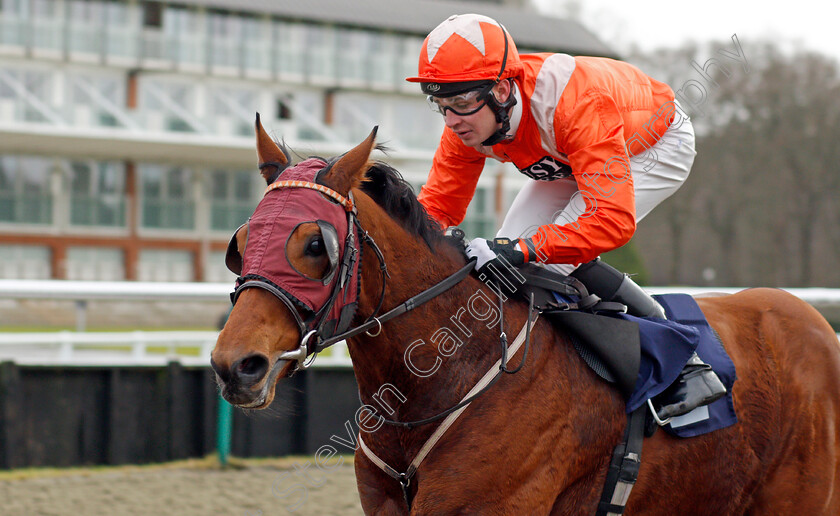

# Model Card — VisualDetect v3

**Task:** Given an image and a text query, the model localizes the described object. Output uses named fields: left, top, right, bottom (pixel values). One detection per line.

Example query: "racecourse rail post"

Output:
left=217, top=394, right=233, bottom=467
left=215, top=306, right=234, bottom=467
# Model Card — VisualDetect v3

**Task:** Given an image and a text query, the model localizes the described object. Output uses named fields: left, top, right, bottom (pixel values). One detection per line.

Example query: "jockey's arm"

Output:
left=418, top=130, right=486, bottom=229
left=525, top=91, right=637, bottom=266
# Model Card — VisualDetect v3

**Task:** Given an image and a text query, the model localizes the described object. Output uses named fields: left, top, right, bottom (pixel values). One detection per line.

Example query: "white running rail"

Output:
left=0, top=280, right=837, bottom=366
left=0, top=330, right=352, bottom=367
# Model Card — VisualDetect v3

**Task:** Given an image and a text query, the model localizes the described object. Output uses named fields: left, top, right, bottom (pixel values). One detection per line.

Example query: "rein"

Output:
left=315, top=259, right=476, bottom=353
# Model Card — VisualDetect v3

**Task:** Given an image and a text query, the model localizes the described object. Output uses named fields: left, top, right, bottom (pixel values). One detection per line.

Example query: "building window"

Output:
left=337, top=28, right=367, bottom=85
left=66, top=246, right=125, bottom=281
left=68, top=0, right=104, bottom=56
left=139, top=164, right=195, bottom=230
left=334, top=93, right=382, bottom=144
left=276, top=98, right=292, bottom=120
left=70, top=160, right=126, bottom=227
left=104, top=1, right=137, bottom=59
left=0, top=245, right=51, bottom=279
left=305, top=25, right=336, bottom=83
left=274, top=20, right=305, bottom=79
left=143, top=1, right=162, bottom=28
left=399, top=36, right=425, bottom=90
left=0, top=155, right=53, bottom=224
left=241, top=15, right=270, bottom=73
left=1, top=68, right=56, bottom=123
left=165, top=6, right=204, bottom=65
left=209, top=170, right=257, bottom=231
left=0, top=0, right=27, bottom=16
left=209, top=11, right=241, bottom=69
left=137, top=248, right=194, bottom=282
left=31, top=0, right=63, bottom=52
left=393, top=98, right=443, bottom=149
left=368, top=33, right=398, bottom=87
left=0, top=0, right=27, bottom=47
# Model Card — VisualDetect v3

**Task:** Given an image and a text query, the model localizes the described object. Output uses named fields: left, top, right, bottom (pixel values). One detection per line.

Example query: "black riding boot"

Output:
left=570, top=258, right=726, bottom=421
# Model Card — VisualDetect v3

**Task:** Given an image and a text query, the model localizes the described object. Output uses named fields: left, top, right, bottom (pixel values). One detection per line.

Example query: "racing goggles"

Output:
left=427, top=85, right=493, bottom=116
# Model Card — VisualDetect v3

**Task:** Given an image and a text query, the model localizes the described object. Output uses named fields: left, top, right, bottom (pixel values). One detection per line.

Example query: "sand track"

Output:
left=0, top=457, right=363, bottom=516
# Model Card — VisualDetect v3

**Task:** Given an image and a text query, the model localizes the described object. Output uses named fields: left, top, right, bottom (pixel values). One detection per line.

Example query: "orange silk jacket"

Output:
left=418, top=53, right=677, bottom=265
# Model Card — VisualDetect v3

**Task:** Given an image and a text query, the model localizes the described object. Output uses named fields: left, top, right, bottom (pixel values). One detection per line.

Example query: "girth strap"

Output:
left=596, top=406, right=647, bottom=515
left=357, top=312, right=539, bottom=510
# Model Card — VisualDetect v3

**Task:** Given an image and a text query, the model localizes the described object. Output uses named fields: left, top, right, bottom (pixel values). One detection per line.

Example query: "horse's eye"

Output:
left=305, top=236, right=325, bottom=256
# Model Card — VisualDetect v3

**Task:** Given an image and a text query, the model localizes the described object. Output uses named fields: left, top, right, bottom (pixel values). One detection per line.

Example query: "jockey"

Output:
left=407, top=13, right=725, bottom=420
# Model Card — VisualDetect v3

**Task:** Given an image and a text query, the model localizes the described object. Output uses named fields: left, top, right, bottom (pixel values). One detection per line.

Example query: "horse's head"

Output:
left=211, top=114, right=377, bottom=408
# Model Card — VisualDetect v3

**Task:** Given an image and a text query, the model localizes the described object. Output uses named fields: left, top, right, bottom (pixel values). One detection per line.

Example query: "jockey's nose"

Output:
left=211, top=353, right=269, bottom=389
left=444, top=109, right=464, bottom=128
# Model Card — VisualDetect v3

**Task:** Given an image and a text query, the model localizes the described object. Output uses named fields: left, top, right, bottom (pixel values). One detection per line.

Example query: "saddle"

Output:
left=515, top=264, right=737, bottom=433
left=515, top=264, right=642, bottom=398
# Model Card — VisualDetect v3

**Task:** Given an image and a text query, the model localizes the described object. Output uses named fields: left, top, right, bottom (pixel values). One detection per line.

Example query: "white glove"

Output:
left=465, top=237, right=497, bottom=270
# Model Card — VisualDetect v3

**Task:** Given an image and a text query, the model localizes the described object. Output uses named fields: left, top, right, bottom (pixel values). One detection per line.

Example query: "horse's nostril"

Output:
left=210, top=357, right=230, bottom=383
left=234, top=354, right=270, bottom=384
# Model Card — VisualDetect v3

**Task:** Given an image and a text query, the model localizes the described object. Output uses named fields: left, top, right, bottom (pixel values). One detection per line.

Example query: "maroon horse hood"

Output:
left=237, top=158, right=360, bottom=332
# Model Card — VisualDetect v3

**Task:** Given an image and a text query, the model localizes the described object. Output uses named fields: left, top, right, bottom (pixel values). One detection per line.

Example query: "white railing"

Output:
left=0, top=279, right=230, bottom=300
left=0, top=330, right=217, bottom=366
left=0, top=330, right=352, bottom=367
left=646, top=286, right=840, bottom=304
left=2, top=279, right=839, bottom=303
left=0, top=280, right=837, bottom=366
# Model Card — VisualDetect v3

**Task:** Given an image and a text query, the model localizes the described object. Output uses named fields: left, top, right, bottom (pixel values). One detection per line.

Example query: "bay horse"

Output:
left=211, top=116, right=840, bottom=515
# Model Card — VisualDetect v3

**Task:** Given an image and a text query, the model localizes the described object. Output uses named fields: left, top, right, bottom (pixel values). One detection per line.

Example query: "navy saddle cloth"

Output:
left=553, top=292, right=738, bottom=438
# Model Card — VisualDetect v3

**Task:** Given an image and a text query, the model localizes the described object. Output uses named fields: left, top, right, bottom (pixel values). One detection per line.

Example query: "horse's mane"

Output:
left=360, top=161, right=452, bottom=251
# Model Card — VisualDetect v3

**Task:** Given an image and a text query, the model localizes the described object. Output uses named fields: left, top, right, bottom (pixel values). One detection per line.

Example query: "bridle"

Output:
left=229, top=160, right=476, bottom=375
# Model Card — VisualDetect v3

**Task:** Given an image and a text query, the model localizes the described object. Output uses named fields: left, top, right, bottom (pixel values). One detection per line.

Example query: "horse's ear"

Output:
left=321, top=127, right=378, bottom=195
left=255, top=112, right=288, bottom=185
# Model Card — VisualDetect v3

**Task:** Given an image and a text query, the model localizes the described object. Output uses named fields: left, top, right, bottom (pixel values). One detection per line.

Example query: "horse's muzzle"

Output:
left=211, top=353, right=271, bottom=406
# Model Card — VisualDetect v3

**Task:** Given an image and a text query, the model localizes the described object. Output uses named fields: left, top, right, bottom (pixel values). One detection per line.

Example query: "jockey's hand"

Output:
left=466, top=238, right=534, bottom=293
left=466, top=237, right=528, bottom=269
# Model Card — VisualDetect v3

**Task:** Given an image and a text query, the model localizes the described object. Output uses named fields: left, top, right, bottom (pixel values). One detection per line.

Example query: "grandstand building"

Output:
left=0, top=0, right=613, bottom=282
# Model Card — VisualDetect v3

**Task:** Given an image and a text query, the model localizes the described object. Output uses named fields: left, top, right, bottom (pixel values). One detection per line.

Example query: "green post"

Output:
left=216, top=394, right=233, bottom=467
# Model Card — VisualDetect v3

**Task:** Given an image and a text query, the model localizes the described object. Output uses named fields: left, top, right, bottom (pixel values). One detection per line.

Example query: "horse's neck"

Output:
left=346, top=198, right=536, bottom=417
left=349, top=233, right=460, bottom=391
left=350, top=254, right=534, bottom=419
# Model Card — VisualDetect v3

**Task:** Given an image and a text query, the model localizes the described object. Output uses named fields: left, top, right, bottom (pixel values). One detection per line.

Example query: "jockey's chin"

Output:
left=445, top=109, right=500, bottom=148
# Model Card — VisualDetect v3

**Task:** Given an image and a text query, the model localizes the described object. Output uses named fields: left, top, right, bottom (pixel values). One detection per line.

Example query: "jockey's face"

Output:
left=437, top=81, right=511, bottom=148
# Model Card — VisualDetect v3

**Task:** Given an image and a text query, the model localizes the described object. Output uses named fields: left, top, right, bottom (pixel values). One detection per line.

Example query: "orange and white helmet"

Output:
left=406, top=13, right=523, bottom=96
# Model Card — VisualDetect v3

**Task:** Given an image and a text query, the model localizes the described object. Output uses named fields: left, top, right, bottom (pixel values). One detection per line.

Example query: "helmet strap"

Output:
left=481, top=79, right=517, bottom=146
left=481, top=23, right=514, bottom=147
